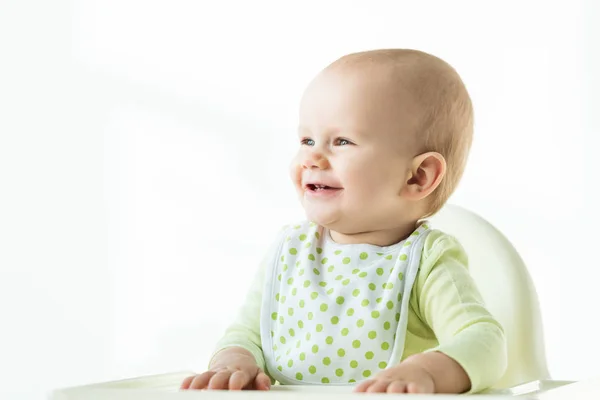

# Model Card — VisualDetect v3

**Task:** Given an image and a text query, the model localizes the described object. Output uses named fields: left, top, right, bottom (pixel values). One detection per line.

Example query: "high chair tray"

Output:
left=49, top=371, right=589, bottom=399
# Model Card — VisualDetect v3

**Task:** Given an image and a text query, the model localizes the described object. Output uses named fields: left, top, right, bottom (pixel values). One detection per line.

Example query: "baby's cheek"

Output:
left=288, top=159, right=301, bottom=185
left=351, top=174, right=396, bottom=211
left=346, top=165, right=383, bottom=192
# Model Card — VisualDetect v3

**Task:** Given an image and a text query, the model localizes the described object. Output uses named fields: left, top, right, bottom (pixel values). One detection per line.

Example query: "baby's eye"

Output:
left=301, top=138, right=315, bottom=146
left=335, top=138, right=353, bottom=146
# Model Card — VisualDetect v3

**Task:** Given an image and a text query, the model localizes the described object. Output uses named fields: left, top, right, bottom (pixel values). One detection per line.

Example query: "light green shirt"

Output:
left=212, top=226, right=507, bottom=393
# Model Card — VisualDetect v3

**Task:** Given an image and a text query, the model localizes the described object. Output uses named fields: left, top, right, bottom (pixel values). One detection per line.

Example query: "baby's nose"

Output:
left=301, top=152, right=329, bottom=169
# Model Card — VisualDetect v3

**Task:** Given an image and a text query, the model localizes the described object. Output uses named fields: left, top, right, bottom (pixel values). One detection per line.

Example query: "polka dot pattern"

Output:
left=265, top=220, right=431, bottom=384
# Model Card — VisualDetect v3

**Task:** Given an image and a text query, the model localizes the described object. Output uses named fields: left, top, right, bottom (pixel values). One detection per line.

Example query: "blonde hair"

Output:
left=330, top=49, right=474, bottom=217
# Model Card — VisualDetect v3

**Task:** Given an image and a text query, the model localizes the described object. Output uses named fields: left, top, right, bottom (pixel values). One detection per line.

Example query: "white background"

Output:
left=1, top=1, right=599, bottom=399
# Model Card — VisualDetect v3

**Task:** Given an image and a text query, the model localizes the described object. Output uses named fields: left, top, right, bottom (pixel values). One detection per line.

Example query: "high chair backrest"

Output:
left=429, top=204, right=550, bottom=389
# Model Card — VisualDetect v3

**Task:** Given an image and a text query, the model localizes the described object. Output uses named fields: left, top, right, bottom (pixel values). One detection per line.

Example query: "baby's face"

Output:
left=291, top=67, right=421, bottom=235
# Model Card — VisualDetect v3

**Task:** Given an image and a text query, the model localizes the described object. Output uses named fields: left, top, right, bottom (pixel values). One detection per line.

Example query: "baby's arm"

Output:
left=182, top=230, right=283, bottom=390
left=356, top=231, right=507, bottom=394
left=414, top=232, right=507, bottom=393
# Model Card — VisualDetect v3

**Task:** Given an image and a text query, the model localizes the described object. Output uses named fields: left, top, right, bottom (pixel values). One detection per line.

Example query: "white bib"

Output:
left=261, top=221, right=431, bottom=385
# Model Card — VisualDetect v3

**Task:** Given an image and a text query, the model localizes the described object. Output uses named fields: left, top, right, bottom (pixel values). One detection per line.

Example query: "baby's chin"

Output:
left=302, top=206, right=342, bottom=230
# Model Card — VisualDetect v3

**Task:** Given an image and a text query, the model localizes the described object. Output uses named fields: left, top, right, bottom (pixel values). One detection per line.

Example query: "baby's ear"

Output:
left=402, top=152, right=446, bottom=201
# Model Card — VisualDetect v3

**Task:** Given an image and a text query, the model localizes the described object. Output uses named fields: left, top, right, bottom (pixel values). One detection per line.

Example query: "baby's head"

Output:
left=291, top=49, right=473, bottom=244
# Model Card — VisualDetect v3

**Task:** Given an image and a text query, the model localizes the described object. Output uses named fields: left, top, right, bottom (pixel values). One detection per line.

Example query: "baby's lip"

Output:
left=304, top=182, right=342, bottom=193
left=303, top=181, right=343, bottom=190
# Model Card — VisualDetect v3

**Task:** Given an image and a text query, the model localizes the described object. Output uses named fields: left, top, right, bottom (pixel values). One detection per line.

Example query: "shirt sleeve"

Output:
left=411, top=230, right=508, bottom=393
left=209, top=227, right=286, bottom=373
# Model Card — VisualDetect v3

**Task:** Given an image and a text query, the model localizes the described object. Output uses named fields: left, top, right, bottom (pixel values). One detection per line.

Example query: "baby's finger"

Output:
left=228, top=370, right=251, bottom=390
left=387, top=380, right=408, bottom=393
left=180, top=375, right=195, bottom=390
left=353, top=379, right=374, bottom=392
left=254, top=372, right=271, bottom=391
left=366, top=380, right=392, bottom=393
left=207, top=370, right=233, bottom=390
left=407, top=381, right=433, bottom=394
left=188, top=372, right=217, bottom=390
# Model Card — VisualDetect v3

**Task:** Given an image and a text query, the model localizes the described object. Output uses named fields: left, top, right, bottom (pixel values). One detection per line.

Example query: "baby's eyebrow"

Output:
left=297, top=126, right=365, bottom=138
left=297, top=126, right=311, bottom=136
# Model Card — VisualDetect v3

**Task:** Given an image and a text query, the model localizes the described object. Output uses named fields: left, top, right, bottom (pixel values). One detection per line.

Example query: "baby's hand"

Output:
left=180, top=348, right=271, bottom=391
left=353, top=361, right=435, bottom=394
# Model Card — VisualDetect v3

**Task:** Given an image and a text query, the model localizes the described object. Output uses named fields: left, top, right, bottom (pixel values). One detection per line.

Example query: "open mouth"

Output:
left=305, top=183, right=342, bottom=193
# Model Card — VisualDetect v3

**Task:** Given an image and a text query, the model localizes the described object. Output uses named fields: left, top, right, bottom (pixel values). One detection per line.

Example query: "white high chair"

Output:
left=429, top=204, right=550, bottom=389
left=55, top=204, right=594, bottom=399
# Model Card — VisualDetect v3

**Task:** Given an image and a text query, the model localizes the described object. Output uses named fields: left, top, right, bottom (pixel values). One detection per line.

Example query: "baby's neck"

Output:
left=329, top=222, right=418, bottom=247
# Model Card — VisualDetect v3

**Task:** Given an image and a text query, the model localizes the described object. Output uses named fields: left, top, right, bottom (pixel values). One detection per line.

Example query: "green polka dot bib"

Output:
left=261, top=221, right=431, bottom=385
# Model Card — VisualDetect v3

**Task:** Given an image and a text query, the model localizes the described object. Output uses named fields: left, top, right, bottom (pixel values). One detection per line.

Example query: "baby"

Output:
left=181, top=49, right=507, bottom=394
